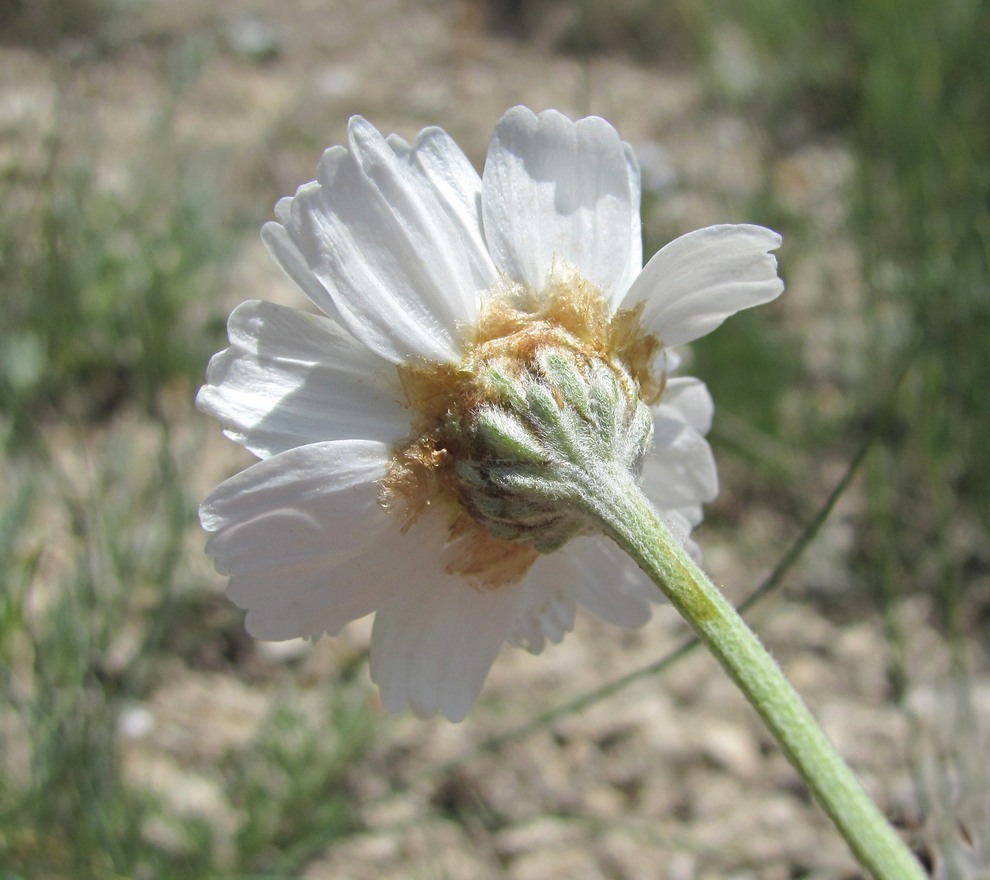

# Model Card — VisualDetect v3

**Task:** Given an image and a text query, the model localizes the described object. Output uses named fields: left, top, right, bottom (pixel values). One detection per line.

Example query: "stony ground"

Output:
left=4, top=0, right=989, bottom=877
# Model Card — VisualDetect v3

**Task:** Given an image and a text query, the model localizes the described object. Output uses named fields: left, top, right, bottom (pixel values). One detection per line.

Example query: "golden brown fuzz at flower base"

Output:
left=380, top=271, right=664, bottom=589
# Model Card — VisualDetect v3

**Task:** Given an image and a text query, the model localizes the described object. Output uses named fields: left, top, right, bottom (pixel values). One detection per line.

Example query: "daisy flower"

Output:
left=198, top=106, right=783, bottom=721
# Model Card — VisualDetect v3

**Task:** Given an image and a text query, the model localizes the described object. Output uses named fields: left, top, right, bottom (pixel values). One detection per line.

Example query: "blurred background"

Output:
left=1, top=0, right=988, bottom=877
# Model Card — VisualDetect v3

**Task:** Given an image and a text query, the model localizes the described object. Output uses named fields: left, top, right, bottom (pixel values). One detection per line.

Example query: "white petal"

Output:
left=506, top=556, right=579, bottom=654
left=664, top=508, right=704, bottom=562
left=236, top=544, right=403, bottom=641
left=261, top=220, right=343, bottom=325
left=387, top=127, right=498, bottom=295
left=482, top=106, right=637, bottom=298
left=659, top=376, right=714, bottom=436
left=569, top=535, right=660, bottom=628
left=674, top=504, right=704, bottom=528
left=201, top=441, right=401, bottom=639
left=641, top=416, right=719, bottom=510
left=370, top=536, right=524, bottom=721
left=609, top=141, right=644, bottom=305
left=196, top=301, right=408, bottom=458
left=275, top=117, right=491, bottom=364
left=200, top=439, right=387, bottom=532
left=621, top=224, right=783, bottom=347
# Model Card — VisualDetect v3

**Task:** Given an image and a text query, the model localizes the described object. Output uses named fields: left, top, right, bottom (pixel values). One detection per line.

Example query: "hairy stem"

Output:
left=573, top=463, right=926, bottom=880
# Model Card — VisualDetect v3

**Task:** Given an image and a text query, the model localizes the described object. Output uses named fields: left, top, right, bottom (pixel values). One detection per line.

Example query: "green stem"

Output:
left=465, top=344, right=924, bottom=877
left=576, top=465, right=926, bottom=880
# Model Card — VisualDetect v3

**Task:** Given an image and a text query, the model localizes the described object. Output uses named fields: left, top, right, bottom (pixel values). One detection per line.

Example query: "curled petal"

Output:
left=659, top=376, right=714, bottom=437
left=387, top=127, right=498, bottom=295
left=642, top=415, right=719, bottom=510
left=201, top=441, right=400, bottom=639
left=569, top=535, right=659, bottom=629
left=197, top=300, right=407, bottom=459
left=507, top=557, right=579, bottom=654
left=620, top=224, right=783, bottom=347
left=273, top=118, right=496, bottom=364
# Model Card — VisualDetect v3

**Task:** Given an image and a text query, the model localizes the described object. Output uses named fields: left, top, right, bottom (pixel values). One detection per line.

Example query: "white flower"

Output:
left=198, top=107, right=783, bottom=721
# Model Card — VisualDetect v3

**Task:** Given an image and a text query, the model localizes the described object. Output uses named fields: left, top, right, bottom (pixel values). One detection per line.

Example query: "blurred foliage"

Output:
left=561, top=0, right=707, bottom=65
left=692, top=309, right=802, bottom=440
left=487, top=0, right=709, bottom=67
left=851, top=1, right=990, bottom=523
left=0, top=59, right=234, bottom=449
left=698, top=0, right=990, bottom=631
left=228, top=697, right=371, bottom=875
left=0, top=421, right=206, bottom=877
left=0, top=417, right=376, bottom=878
left=0, top=0, right=123, bottom=46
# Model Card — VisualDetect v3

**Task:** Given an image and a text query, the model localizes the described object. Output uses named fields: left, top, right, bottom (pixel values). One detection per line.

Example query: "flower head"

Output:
left=198, top=107, right=783, bottom=721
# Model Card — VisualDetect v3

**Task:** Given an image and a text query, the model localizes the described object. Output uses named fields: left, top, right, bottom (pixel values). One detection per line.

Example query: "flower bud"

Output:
left=455, top=346, right=654, bottom=553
